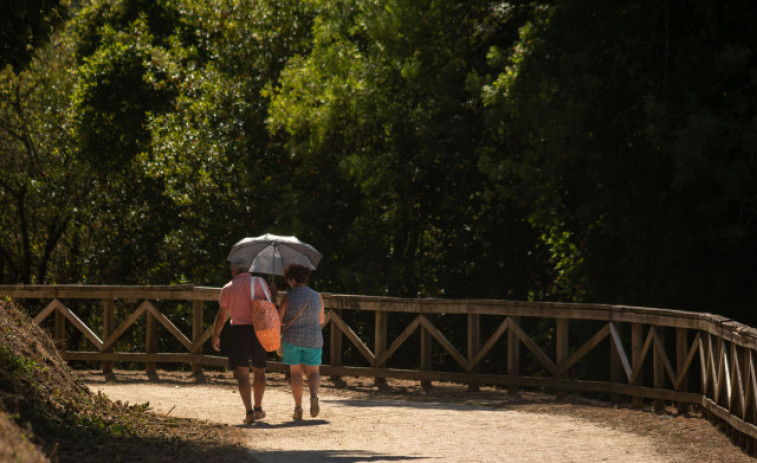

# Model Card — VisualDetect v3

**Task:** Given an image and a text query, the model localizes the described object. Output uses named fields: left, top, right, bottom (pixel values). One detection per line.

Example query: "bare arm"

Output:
left=318, top=293, right=325, bottom=327
left=212, top=306, right=229, bottom=352
left=278, top=295, right=289, bottom=323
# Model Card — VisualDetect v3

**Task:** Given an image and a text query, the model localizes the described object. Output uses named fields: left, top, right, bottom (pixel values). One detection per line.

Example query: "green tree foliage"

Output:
left=65, top=0, right=183, bottom=283
left=268, top=0, right=545, bottom=297
left=0, top=0, right=67, bottom=72
left=0, top=34, right=87, bottom=284
left=483, top=1, right=757, bottom=319
left=140, top=0, right=315, bottom=285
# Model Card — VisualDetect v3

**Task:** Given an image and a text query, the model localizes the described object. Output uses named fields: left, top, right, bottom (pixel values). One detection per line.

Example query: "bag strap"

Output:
left=251, top=276, right=272, bottom=302
left=282, top=289, right=313, bottom=335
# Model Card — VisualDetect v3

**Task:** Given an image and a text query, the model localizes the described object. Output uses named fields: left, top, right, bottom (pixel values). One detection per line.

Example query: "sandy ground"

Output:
left=80, top=371, right=698, bottom=463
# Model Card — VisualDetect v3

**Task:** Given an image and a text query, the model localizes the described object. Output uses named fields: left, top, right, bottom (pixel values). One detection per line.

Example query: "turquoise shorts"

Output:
left=281, top=341, right=322, bottom=366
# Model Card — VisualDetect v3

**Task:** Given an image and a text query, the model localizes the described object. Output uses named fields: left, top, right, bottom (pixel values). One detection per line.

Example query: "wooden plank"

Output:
left=651, top=327, right=676, bottom=385
left=631, top=327, right=655, bottom=385
left=556, top=318, right=569, bottom=399
left=742, top=348, right=753, bottom=421
left=700, top=397, right=757, bottom=440
left=145, top=308, right=157, bottom=372
left=709, top=334, right=720, bottom=402
left=144, top=301, right=194, bottom=352
left=33, top=300, right=58, bottom=324
left=609, top=322, right=633, bottom=383
left=418, top=315, right=470, bottom=371
left=609, top=323, right=624, bottom=403
left=102, top=299, right=114, bottom=373
left=652, top=326, right=667, bottom=409
left=674, top=333, right=701, bottom=391
left=328, top=310, right=376, bottom=364
left=420, top=317, right=433, bottom=388
left=632, top=323, right=644, bottom=408
left=508, top=316, right=520, bottom=395
left=51, top=300, right=104, bottom=350
left=467, top=313, right=480, bottom=390
left=719, top=339, right=732, bottom=406
left=558, top=323, right=610, bottom=376
left=196, top=325, right=214, bottom=348
left=101, top=302, right=149, bottom=351
left=732, top=343, right=744, bottom=416
left=192, top=300, right=203, bottom=352
left=508, top=318, right=557, bottom=376
left=470, top=318, right=509, bottom=369
left=375, top=311, right=388, bottom=367
left=329, top=309, right=343, bottom=373
left=375, top=311, right=388, bottom=385
left=748, top=350, right=757, bottom=418
left=375, top=316, right=422, bottom=367
left=699, top=333, right=709, bottom=396
left=675, top=328, right=688, bottom=405
left=191, top=299, right=203, bottom=373
left=2, top=284, right=211, bottom=301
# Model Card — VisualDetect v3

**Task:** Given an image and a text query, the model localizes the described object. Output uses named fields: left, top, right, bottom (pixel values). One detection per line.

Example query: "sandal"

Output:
left=253, top=407, right=266, bottom=420
left=310, top=396, right=320, bottom=418
left=244, top=410, right=255, bottom=424
left=293, top=406, right=303, bottom=421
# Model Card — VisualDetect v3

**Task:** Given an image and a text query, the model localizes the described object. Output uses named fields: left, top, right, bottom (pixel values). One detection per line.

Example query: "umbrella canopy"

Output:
left=227, top=233, right=322, bottom=276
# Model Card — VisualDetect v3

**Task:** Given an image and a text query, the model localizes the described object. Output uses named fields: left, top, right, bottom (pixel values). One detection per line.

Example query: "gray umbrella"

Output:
left=227, top=233, right=322, bottom=277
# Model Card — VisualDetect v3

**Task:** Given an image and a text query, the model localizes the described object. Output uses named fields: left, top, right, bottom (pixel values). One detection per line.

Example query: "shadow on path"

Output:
left=247, top=449, right=429, bottom=463
left=327, top=398, right=478, bottom=412
left=236, top=419, right=330, bottom=429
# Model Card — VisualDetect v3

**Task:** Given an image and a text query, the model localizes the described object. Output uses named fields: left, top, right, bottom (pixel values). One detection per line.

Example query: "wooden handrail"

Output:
left=2, top=283, right=757, bottom=454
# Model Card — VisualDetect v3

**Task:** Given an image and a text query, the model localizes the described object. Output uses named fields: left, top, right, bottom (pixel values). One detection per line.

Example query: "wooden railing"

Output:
left=2, top=284, right=757, bottom=453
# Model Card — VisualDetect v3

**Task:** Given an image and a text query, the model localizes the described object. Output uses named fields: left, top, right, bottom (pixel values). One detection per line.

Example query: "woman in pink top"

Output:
left=213, top=258, right=274, bottom=424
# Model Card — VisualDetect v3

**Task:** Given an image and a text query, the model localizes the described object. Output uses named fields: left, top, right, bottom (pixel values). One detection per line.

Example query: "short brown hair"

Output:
left=285, top=264, right=311, bottom=284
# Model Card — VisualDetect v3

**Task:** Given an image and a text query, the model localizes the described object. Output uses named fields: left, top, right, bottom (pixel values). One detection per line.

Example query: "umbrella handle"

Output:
left=270, top=242, right=278, bottom=285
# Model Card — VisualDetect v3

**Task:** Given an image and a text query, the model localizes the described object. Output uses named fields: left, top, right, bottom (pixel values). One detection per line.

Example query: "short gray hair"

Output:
left=229, top=258, right=249, bottom=272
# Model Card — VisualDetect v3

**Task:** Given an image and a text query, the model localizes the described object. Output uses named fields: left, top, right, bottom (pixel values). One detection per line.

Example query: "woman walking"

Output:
left=278, top=263, right=325, bottom=420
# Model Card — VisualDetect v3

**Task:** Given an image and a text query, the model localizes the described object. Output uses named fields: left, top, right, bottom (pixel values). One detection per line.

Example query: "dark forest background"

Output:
left=2, top=0, right=757, bottom=326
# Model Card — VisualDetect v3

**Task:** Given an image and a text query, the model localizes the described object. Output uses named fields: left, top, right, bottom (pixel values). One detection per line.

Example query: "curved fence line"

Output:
left=2, top=284, right=756, bottom=454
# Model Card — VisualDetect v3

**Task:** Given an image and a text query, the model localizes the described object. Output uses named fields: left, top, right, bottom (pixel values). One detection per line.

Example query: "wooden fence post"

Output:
left=609, top=322, right=624, bottom=404
left=145, top=311, right=157, bottom=375
left=468, top=313, right=480, bottom=392
left=192, top=299, right=203, bottom=375
left=102, top=299, right=114, bottom=375
left=556, top=318, right=569, bottom=400
left=508, top=316, right=520, bottom=396
left=421, top=316, right=433, bottom=390
left=653, top=326, right=666, bottom=410
left=632, top=323, right=644, bottom=408
left=330, top=309, right=343, bottom=383
left=374, top=311, right=388, bottom=386
left=743, top=348, right=754, bottom=453
left=54, top=308, right=65, bottom=345
left=676, top=328, right=689, bottom=413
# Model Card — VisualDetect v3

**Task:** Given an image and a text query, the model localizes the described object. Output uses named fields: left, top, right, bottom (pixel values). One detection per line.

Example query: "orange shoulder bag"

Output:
left=250, top=277, right=281, bottom=352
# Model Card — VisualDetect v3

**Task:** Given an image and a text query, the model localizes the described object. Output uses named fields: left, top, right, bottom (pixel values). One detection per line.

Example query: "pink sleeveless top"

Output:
left=219, top=273, right=271, bottom=325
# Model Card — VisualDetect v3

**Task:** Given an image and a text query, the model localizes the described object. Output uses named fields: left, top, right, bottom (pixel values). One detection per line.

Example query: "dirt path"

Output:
left=81, top=370, right=755, bottom=463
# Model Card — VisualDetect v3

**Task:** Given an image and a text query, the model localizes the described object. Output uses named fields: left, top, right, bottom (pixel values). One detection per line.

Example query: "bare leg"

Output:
left=290, top=364, right=305, bottom=409
left=252, top=366, right=266, bottom=410
left=305, top=365, right=321, bottom=417
left=304, top=365, right=321, bottom=398
left=235, top=366, right=252, bottom=412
